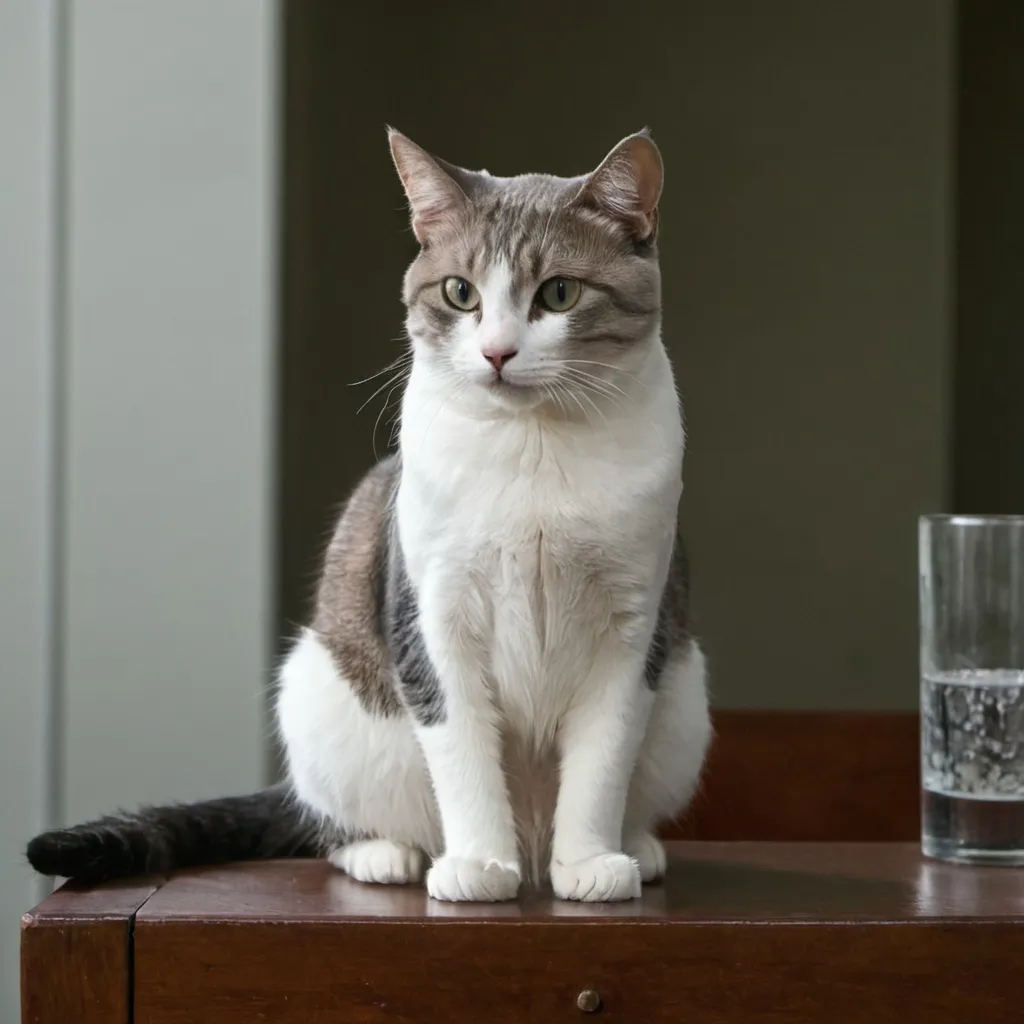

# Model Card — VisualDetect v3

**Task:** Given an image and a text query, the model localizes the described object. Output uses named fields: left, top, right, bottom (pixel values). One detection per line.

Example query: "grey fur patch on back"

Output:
left=644, top=536, right=691, bottom=689
left=314, top=458, right=403, bottom=717
left=383, top=527, right=446, bottom=726
left=313, top=456, right=446, bottom=726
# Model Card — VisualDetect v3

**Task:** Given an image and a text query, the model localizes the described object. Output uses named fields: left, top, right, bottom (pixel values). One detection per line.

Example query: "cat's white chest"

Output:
left=486, top=520, right=594, bottom=736
left=402, top=433, right=632, bottom=740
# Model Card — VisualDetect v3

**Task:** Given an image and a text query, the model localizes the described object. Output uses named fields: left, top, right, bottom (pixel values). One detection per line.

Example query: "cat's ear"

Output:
left=573, top=130, right=663, bottom=241
left=388, top=129, right=475, bottom=245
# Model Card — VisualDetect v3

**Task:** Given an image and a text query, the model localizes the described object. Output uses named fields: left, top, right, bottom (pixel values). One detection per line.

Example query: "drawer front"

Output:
left=133, top=920, right=1022, bottom=1023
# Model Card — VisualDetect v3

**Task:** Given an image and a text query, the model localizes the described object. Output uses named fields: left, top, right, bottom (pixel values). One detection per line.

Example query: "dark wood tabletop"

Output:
left=132, top=842, right=1024, bottom=922
left=22, top=843, right=1024, bottom=1024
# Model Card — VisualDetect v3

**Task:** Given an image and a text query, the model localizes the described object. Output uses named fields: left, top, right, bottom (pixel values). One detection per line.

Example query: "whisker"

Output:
left=563, top=368, right=630, bottom=401
left=562, top=358, right=648, bottom=391
left=545, top=380, right=572, bottom=422
left=570, top=378, right=632, bottom=423
left=569, top=370, right=665, bottom=436
left=557, top=380, right=590, bottom=423
left=371, top=379, right=406, bottom=460
left=415, top=370, right=468, bottom=450
left=355, top=367, right=410, bottom=417
left=347, top=351, right=412, bottom=388
left=387, top=404, right=403, bottom=447
left=571, top=383, right=608, bottom=428
left=561, top=368, right=633, bottom=410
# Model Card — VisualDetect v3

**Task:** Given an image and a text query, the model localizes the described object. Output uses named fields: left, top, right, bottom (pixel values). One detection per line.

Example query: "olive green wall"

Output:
left=280, top=0, right=954, bottom=710
left=953, top=1, right=1024, bottom=516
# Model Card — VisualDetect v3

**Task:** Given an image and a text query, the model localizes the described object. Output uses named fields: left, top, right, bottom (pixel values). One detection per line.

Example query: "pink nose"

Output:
left=483, top=348, right=518, bottom=373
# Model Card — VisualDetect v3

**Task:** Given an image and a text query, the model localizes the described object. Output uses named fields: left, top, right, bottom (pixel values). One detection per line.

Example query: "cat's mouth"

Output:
left=487, top=375, right=531, bottom=392
left=480, top=373, right=547, bottom=408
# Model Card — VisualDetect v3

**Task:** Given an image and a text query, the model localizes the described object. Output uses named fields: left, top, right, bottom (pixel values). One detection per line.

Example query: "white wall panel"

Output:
left=61, top=0, right=279, bottom=819
left=0, top=3, right=61, bottom=1018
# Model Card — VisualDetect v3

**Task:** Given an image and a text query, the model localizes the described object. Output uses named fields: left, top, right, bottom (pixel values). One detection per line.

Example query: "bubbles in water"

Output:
left=922, top=670, right=1024, bottom=799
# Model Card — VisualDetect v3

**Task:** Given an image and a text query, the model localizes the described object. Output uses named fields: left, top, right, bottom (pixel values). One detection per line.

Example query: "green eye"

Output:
left=442, top=277, right=480, bottom=311
left=536, top=277, right=582, bottom=312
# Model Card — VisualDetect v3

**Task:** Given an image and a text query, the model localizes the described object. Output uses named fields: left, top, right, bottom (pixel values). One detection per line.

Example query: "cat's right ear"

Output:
left=388, top=129, right=470, bottom=245
left=573, top=130, right=664, bottom=242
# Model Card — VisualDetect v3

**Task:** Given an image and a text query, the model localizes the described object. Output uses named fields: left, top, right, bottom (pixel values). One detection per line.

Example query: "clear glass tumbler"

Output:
left=920, top=514, right=1024, bottom=864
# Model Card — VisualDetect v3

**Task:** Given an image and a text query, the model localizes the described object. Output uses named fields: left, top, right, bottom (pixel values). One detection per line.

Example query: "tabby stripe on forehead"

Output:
left=529, top=248, right=545, bottom=285
left=483, top=198, right=506, bottom=225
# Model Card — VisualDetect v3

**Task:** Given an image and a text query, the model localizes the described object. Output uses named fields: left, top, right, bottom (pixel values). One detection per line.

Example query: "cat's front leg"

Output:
left=550, top=645, right=656, bottom=902
left=411, top=590, right=521, bottom=903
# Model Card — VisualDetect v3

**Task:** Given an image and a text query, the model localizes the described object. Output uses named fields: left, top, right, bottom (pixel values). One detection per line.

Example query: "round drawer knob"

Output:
left=576, top=988, right=602, bottom=1013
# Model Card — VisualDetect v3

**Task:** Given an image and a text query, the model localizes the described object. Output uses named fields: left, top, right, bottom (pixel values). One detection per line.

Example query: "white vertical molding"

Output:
left=0, top=2, right=62, bottom=1020
left=61, top=0, right=278, bottom=822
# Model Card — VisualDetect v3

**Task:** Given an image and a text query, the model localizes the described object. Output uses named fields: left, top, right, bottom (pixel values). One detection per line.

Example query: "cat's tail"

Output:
left=25, top=782, right=321, bottom=883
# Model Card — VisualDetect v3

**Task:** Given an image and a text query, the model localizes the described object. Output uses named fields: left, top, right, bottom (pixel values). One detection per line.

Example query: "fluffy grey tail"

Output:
left=25, top=783, right=321, bottom=883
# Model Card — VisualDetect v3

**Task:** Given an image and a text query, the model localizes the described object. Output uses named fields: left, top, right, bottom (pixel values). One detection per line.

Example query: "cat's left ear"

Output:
left=573, top=130, right=663, bottom=242
left=388, top=129, right=477, bottom=245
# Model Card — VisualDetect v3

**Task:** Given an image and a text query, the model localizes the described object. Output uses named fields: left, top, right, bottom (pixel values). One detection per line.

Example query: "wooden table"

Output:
left=21, top=842, right=1024, bottom=1023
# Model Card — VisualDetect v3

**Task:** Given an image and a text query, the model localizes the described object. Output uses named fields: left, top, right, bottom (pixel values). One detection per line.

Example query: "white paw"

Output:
left=551, top=852, right=642, bottom=902
left=329, top=839, right=425, bottom=885
left=624, top=832, right=667, bottom=883
left=426, top=856, right=521, bottom=902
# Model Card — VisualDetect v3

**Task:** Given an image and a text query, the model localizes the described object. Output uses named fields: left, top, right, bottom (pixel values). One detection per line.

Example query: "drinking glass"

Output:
left=919, top=514, right=1024, bottom=864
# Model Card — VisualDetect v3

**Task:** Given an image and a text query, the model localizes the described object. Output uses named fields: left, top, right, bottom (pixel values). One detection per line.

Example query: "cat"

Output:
left=27, top=129, right=711, bottom=903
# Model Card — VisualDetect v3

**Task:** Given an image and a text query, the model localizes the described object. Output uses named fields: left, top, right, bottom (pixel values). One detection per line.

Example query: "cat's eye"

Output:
left=536, top=277, right=582, bottom=313
left=442, top=277, right=480, bottom=311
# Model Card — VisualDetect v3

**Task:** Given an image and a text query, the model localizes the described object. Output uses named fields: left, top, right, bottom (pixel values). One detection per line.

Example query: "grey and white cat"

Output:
left=28, top=130, right=711, bottom=903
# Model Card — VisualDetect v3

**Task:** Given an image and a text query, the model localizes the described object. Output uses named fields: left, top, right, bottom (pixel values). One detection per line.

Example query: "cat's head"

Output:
left=390, top=130, right=664, bottom=413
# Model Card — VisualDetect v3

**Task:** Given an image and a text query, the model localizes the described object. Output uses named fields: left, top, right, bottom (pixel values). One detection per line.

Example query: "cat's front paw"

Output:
left=624, top=832, right=667, bottom=883
left=426, top=856, right=521, bottom=902
left=329, top=839, right=425, bottom=885
left=551, top=852, right=642, bottom=902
